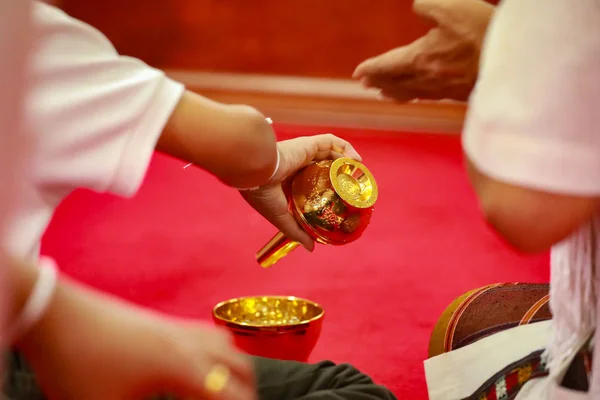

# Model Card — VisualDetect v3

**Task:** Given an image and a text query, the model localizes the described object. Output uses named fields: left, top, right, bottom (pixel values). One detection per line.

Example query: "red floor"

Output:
left=41, top=126, right=549, bottom=398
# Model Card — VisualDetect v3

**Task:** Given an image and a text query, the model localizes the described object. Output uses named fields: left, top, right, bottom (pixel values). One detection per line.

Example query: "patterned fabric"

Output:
left=464, top=345, right=593, bottom=400
left=427, top=283, right=593, bottom=399
left=466, top=350, right=547, bottom=400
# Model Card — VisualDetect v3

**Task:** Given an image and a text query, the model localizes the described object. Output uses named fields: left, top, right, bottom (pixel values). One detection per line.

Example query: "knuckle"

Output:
left=308, top=140, right=319, bottom=156
left=154, top=330, right=201, bottom=376
left=413, top=52, right=431, bottom=71
left=428, top=61, right=444, bottom=78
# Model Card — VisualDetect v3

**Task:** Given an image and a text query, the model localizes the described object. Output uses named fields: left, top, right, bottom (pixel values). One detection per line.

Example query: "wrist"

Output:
left=14, top=267, right=74, bottom=357
left=209, top=106, right=278, bottom=189
left=159, top=91, right=278, bottom=188
left=414, top=0, right=494, bottom=41
left=236, top=146, right=281, bottom=191
left=229, top=108, right=278, bottom=186
left=5, top=257, right=58, bottom=347
left=462, top=0, right=495, bottom=44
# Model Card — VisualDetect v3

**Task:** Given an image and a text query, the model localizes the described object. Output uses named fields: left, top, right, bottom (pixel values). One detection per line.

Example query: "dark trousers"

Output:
left=3, top=351, right=396, bottom=400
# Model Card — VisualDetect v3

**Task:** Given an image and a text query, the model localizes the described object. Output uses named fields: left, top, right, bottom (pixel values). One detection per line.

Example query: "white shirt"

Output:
left=4, top=2, right=185, bottom=261
left=464, top=0, right=600, bottom=398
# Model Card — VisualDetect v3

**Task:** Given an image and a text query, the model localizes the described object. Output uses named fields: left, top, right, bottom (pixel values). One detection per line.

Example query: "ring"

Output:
left=204, top=364, right=230, bottom=394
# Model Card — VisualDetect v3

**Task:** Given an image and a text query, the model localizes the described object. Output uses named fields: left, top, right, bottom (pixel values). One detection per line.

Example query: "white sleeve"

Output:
left=463, top=0, right=600, bottom=196
left=26, top=2, right=185, bottom=198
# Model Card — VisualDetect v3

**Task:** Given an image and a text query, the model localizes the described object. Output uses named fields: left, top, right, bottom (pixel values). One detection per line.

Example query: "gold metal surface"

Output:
left=213, top=296, right=324, bottom=327
left=256, top=232, right=301, bottom=268
left=204, top=364, right=230, bottom=394
left=213, top=296, right=325, bottom=361
left=256, top=157, right=378, bottom=267
left=329, top=158, right=378, bottom=209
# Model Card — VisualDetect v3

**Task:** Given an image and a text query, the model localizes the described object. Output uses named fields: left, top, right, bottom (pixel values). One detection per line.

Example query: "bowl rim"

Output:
left=329, top=157, right=378, bottom=209
left=212, top=295, right=325, bottom=328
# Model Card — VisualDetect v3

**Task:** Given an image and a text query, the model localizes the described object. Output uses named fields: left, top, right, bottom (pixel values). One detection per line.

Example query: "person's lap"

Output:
left=426, top=283, right=554, bottom=399
left=4, top=283, right=558, bottom=399
left=253, top=356, right=395, bottom=400
left=426, top=282, right=592, bottom=399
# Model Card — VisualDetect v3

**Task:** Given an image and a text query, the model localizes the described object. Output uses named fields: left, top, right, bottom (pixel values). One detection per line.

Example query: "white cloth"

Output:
left=425, top=321, right=553, bottom=400
left=4, top=2, right=185, bottom=262
left=427, top=0, right=600, bottom=399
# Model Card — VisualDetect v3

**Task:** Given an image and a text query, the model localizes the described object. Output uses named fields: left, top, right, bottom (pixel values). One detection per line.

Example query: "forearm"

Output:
left=466, top=158, right=600, bottom=253
left=6, top=257, right=127, bottom=354
left=12, top=263, right=98, bottom=357
left=157, top=90, right=278, bottom=188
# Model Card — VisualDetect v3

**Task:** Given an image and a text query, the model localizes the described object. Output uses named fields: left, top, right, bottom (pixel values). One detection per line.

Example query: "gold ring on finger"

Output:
left=204, top=364, right=230, bottom=394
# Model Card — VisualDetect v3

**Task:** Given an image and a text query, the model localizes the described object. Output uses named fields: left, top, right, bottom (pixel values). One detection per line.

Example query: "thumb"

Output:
left=353, top=45, right=415, bottom=79
left=276, top=134, right=361, bottom=181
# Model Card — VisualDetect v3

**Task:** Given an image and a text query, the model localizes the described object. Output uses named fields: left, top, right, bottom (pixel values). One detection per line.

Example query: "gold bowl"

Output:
left=213, top=296, right=325, bottom=362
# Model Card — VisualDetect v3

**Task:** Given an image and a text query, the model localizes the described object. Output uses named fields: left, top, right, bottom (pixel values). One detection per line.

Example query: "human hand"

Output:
left=353, top=0, right=494, bottom=102
left=240, top=134, right=361, bottom=251
left=16, top=271, right=255, bottom=400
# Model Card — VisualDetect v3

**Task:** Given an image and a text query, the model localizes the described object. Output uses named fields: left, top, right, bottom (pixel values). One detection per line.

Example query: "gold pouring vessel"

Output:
left=256, top=157, right=378, bottom=267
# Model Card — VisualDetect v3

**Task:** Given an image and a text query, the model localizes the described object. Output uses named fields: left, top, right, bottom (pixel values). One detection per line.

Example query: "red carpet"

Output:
left=41, top=125, right=549, bottom=399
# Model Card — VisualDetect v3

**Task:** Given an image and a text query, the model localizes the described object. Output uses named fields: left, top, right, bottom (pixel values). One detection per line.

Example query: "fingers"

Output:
left=163, top=327, right=256, bottom=400
left=241, top=186, right=315, bottom=251
left=273, top=134, right=361, bottom=182
left=312, top=133, right=362, bottom=162
left=362, top=73, right=471, bottom=102
left=268, top=211, right=315, bottom=251
left=353, top=45, right=415, bottom=79
left=204, top=363, right=256, bottom=400
left=287, top=134, right=361, bottom=164
left=361, top=76, right=422, bottom=103
left=209, top=341, right=255, bottom=385
left=206, top=353, right=256, bottom=400
left=190, top=356, right=255, bottom=400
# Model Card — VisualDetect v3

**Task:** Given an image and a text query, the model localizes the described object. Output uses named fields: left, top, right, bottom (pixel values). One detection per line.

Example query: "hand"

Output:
left=353, top=0, right=494, bottom=102
left=240, top=134, right=361, bottom=251
left=16, top=269, right=255, bottom=400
